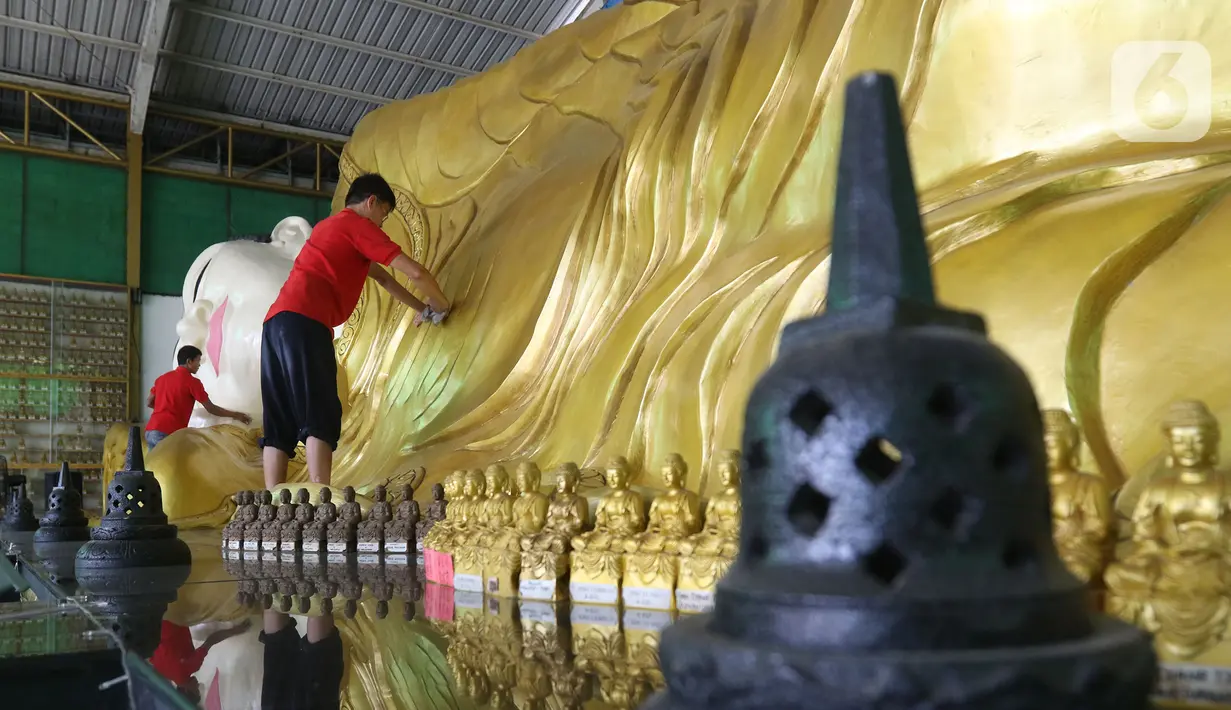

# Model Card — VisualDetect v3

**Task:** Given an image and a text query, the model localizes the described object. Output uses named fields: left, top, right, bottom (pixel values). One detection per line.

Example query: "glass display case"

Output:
left=0, top=275, right=131, bottom=516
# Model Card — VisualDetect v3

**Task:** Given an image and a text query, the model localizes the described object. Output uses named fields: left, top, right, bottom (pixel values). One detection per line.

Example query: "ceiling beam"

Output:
left=162, top=53, right=392, bottom=105
left=173, top=3, right=476, bottom=77
left=0, top=71, right=352, bottom=143
left=383, top=0, right=541, bottom=41
left=0, top=14, right=139, bottom=52
left=130, top=0, right=173, bottom=134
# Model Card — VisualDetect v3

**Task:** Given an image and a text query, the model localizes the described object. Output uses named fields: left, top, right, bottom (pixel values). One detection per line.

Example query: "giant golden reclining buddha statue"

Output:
left=134, top=0, right=1231, bottom=530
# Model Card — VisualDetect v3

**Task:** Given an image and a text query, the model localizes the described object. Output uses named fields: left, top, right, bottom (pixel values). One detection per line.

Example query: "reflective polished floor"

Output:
left=7, top=529, right=668, bottom=709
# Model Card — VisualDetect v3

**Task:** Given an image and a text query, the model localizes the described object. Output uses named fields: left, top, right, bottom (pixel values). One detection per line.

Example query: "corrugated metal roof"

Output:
left=0, top=0, right=599, bottom=161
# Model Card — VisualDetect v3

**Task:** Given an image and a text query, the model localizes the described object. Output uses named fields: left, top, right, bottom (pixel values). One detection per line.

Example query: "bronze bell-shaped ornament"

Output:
left=644, top=72, right=1157, bottom=710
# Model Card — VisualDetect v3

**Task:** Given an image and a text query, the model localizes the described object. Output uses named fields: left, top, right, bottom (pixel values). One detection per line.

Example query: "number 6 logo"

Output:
left=1112, top=41, right=1212, bottom=143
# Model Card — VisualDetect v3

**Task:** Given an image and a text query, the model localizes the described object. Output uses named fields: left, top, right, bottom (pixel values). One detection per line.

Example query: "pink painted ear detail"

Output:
left=207, top=297, right=228, bottom=376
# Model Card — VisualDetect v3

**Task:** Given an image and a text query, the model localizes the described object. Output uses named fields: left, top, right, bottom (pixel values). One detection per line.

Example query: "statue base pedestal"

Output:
left=624, top=552, right=679, bottom=610
left=570, top=549, right=623, bottom=605
left=484, top=548, right=520, bottom=598
left=676, top=554, right=733, bottom=613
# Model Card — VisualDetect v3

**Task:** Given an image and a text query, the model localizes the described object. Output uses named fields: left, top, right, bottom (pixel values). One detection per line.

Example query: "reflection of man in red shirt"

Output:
left=149, top=619, right=251, bottom=702
left=146, top=345, right=251, bottom=450
left=260, top=174, right=450, bottom=489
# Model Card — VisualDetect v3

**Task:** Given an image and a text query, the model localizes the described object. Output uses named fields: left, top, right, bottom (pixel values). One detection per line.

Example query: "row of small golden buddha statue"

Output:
left=413, top=400, right=1230, bottom=661
left=423, top=452, right=741, bottom=610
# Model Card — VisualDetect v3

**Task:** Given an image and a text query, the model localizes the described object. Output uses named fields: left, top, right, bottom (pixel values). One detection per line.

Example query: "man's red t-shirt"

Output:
left=149, top=621, right=208, bottom=688
left=147, top=366, right=208, bottom=435
left=265, top=209, right=402, bottom=328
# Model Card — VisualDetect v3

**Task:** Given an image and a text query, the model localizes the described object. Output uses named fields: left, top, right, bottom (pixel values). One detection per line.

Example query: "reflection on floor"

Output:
left=199, top=530, right=670, bottom=709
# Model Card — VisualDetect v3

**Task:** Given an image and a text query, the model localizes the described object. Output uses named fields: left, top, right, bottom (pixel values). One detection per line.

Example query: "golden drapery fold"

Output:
left=153, top=0, right=1231, bottom=525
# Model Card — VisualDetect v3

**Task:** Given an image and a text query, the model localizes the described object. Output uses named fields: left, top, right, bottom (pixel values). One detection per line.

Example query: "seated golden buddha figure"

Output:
left=623, top=454, right=701, bottom=608
left=1042, top=410, right=1113, bottom=584
left=520, top=463, right=591, bottom=599
left=1105, top=400, right=1231, bottom=660
left=485, top=462, right=549, bottom=596
left=451, top=469, right=491, bottom=586
left=677, top=450, right=742, bottom=607
left=570, top=457, right=646, bottom=602
left=422, top=470, right=464, bottom=553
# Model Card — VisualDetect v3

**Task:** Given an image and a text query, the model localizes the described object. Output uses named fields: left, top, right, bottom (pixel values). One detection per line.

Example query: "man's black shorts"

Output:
left=260, top=624, right=343, bottom=710
left=259, top=311, right=342, bottom=455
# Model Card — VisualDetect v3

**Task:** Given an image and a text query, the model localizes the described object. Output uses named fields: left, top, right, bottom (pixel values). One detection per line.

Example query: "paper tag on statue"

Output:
left=243, top=540, right=258, bottom=550
left=357, top=553, right=380, bottom=565
left=454, top=589, right=484, bottom=609
left=385, top=553, right=409, bottom=566
left=453, top=573, right=484, bottom=593
left=623, top=586, right=674, bottom=611
left=519, top=578, right=557, bottom=601
left=356, top=541, right=380, bottom=553
left=326, top=541, right=348, bottom=553
left=675, top=589, right=715, bottom=613
left=1155, top=664, right=1231, bottom=705
left=227, top=539, right=240, bottom=550
left=280, top=540, right=296, bottom=552
left=261, top=540, right=278, bottom=551
left=519, top=601, right=558, bottom=624
left=624, top=608, right=673, bottom=631
left=486, top=577, right=502, bottom=595
left=571, top=603, right=619, bottom=626
left=302, top=539, right=320, bottom=552
left=385, top=540, right=408, bottom=553
left=326, top=552, right=347, bottom=564
left=570, top=581, right=619, bottom=605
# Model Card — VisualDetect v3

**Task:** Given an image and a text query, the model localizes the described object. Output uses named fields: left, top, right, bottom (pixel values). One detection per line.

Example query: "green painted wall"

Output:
left=0, top=153, right=332, bottom=294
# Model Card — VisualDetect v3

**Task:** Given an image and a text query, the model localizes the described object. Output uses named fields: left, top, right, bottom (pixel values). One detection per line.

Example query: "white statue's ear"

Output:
left=269, top=217, right=313, bottom=256
left=176, top=299, right=213, bottom=349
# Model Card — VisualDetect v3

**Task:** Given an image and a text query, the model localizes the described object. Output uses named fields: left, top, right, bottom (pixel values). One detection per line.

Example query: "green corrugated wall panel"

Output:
left=22, top=156, right=126, bottom=284
left=0, top=153, right=23, bottom=274
left=228, top=187, right=317, bottom=237
left=141, top=173, right=230, bottom=296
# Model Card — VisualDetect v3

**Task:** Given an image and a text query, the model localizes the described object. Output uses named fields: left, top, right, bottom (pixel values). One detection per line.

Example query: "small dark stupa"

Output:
left=644, top=73, right=1157, bottom=710
left=1, top=480, right=38, bottom=533
left=35, top=462, right=91, bottom=542
left=75, top=426, right=192, bottom=576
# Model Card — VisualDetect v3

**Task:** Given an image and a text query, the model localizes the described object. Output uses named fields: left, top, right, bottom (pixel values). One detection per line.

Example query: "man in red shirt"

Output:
left=146, top=345, right=251, bottom=449
left=261, top=173, right=450, bottom=489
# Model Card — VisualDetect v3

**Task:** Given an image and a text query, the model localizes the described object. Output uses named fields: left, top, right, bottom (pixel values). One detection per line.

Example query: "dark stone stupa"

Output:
left=75, top=426, right=191, bottom=578
left=644, top=73, right=1157, bottom=710
left=35, top=462, right=90, bottom=542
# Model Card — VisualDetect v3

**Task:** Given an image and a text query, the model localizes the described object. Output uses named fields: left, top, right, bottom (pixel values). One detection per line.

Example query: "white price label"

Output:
left=262, top=540, right=278, bottom=551
left=280, top=541, right=296, bottom=552
left=623, top=586, right=674, bottom=611
left=453, top=573, right=484, bottom=593
left=569, top=582, right=619, bottom=605
left=385, top=541, right=408, bottom=553
left=326, top=541, right=348, bottom=553
left=1156, top=664, right=1231, bottom=705
left=356, top=541, right=380, bottom=553
left=242, top=540, right=258, bottom=551
left=519, top=578, right=558, bottom=601
left=675, top=589, right=715, bottom=613
left=227, top=540, right=240, bottom=550
left=303, top=540, right=320, bottom=552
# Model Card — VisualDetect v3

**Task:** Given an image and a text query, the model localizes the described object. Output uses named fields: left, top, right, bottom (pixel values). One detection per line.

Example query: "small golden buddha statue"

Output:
left=452, top=469, right=492, bottom=586
left=570, top=457, right=646, bottom=602
left=520, top=463, right=591, bottom=599
left=677, top=450, right=742, bottom=607
left=623, top=454, right=702, bottom=608
left=572, top=457, right=646, bottom=553
left=486, top=462, right=548, bottom=596
left=1104, top=399, right=1231, bottom=660
left=625, top=454, right=701, bottom=555
left=480, top=464, right=517, bottom=544
left=1041, top=410, right=1112, bottom=584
